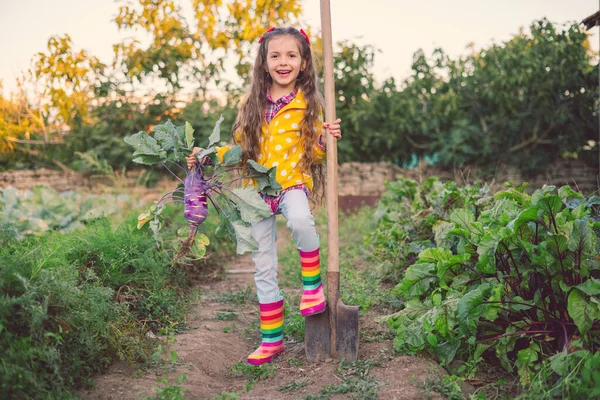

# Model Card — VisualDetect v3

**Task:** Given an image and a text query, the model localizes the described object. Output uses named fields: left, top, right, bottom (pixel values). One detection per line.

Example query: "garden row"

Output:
left=369, top=178, right=600, bottom=398
left=0, top=189, right=234, bottom=399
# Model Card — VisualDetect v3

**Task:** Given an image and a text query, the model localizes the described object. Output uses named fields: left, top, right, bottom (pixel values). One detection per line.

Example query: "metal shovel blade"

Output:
left=305, top=308, right=331, bottom=362
left=305, top=272, right=359, bottom=363
left=335, top=301, right=359, bottom=361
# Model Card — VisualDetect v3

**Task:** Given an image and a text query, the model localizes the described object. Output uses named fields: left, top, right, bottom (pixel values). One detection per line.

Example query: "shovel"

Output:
left=304, top=0, right=360, bottom=363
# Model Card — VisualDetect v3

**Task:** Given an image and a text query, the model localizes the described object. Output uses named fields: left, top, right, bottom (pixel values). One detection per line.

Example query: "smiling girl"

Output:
left=188, top=27, right=341, bottom=365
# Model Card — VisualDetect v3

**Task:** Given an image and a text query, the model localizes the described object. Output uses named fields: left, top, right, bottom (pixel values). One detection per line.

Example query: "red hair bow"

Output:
left=299, top=29, right=310, bottom=46
left=257, top=27, right=311, bottom=46
left=258, top=27, right=275, bottom=44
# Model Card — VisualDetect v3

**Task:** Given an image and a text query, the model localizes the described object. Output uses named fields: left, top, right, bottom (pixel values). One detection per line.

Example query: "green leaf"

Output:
left=185, top=121, right=195, bottom=148
left=476, top=233, right=498, bottom=274
left=195, top=233, right=210, bottom=246
left=568, top=219, right=596, bottom=255
left=218, top=212, right=259, bottom=255
left=450, top=209, right=475, bottom=229
left=495, top=189, right=530, bottom=206
left=435, top=340, right=460, bottom=366
left=558, top=186, right=584, bottom=201
left=418, top=247, right=453, bottom=264
left=575, top=279, right=600, bottom=296
left=208, top=114, right=225, bottom=147
left=132, top=155, right=162, bottom=165
left=511, top=206, right=539, bottom=231
left=426, top=332, right=438, bottom=347
left=399, top=262, right=436, bottom=296
left=154, top=128, right=175, bottom=151
left=247, top=160, right=282, bottom=195
left=568, top=289, right=600, bottom=336
left=457, top=284, right=491, bottom=334
left=223, top=145, right=243, bottom=166
left=231, top=187, right=272, bottom=223
left=124, top=131, right=161, bottom=157
left=536, top=195, right=562, bottom=219
left=546, top=233, right=568, bottom=259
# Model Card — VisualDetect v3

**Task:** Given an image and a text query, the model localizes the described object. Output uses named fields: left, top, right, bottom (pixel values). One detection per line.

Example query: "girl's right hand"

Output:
left=186, top=147, right=202, bottom=170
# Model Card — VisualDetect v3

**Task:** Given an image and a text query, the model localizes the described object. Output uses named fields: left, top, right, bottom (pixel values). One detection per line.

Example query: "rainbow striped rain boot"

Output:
left=299, top=248, right=326, bottom=317
left=247, top=299, right=284, bottom=365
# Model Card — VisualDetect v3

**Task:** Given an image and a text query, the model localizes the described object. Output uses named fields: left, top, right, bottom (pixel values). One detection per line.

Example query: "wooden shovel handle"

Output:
left=320, top=0, right=339, bottom=275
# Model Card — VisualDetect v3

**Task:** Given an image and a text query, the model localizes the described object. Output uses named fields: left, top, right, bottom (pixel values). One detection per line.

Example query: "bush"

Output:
left=0, top=216, right=183, bottom=398
left=371, top=178, right=600, bottom=394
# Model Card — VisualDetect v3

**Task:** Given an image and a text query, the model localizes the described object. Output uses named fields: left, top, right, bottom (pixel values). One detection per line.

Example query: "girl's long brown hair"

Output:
left=231, top=27, right=325, bottom=202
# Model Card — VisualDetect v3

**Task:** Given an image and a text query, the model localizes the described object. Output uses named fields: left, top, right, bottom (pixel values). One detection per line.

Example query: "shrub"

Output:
left=371, top=178, right=600, bottom=394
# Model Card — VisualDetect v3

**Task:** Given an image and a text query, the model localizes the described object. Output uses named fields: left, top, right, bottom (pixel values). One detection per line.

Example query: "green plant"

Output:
left=303, top=358, right=382, bottom=400
left=278, top=378, right=308, bottom=392
left=0, top=211, right=192, bottom=398
left=420, top=373, right=464, bottom=400
left=215, top=309, right=238, bottom=321
left=517, top=350, right=600, bottom=399
left=149, top=375, right=187, bottom=400
left=230, top=362, right=276, bottom=392
left=209, top=286, right=255, bottom=304
left=213, top=392, right=239, bottom=399
left=126, top=117, right=281, bottom=259
left=379, top=178, right=600, bottom=392
left=0, top=185, right=128, bottom=238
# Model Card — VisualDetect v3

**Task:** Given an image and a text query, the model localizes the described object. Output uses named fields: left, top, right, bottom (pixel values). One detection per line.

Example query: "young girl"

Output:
left=187, top=26, right=341, bottom=365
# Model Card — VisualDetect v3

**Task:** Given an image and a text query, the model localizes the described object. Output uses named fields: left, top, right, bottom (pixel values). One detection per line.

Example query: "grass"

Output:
left=277, top=206, right=385, bottom=312
left=301, top=358, right=383, bottom=400
left=214, top=309, right=238, bottom=321
left=208, top=285, right=256, bottom=305
left=278, top=378, right=308, bottom=392
left=230, top=362, right=277, bottom=392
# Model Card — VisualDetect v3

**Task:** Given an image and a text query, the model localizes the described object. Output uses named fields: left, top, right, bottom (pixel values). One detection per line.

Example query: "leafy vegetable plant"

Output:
left=372, top=178, right=600, bottom=392
left=124, top=117, right=281, bottom=259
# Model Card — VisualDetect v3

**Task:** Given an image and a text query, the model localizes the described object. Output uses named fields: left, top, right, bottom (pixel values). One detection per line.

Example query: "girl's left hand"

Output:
left=323, top=118, right=342, bottom=141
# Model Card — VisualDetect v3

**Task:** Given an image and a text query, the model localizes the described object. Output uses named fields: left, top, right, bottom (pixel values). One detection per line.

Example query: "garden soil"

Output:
left=79, top=226, right=449, bottom=400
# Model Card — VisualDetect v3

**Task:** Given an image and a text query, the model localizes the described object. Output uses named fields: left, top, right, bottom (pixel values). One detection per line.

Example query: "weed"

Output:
left=302, top=358, right=383, bottom=400
left=230, top=361, right=277, bottom=392
left=210, top=286, right=255, bottom=305
left=148, top=374, right=187, bottom=400
left=222, top=323, right=236, bottom=333
left=287, top=357, right=304, bottom=367
left=420, top=373, right=464, bottom=400
left=360, top=328, right=395, bottom=343
left=278, top=378, right=308, bottom=392
left=214, top=309, right=238, bottom=321
left=213, top=393, right=239, bottom=399
left=283, top=297, right=305, bottom=342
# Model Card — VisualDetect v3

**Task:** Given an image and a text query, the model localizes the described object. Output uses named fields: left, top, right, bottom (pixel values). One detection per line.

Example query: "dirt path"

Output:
left=80, top=228, right=446, bottom=400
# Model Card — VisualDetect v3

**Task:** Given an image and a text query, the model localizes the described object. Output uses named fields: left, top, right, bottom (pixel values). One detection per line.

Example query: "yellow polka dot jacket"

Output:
left=216, top=90, right=326, bottom=192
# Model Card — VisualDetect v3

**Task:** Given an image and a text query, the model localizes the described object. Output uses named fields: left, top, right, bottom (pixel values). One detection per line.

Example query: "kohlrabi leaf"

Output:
left=208, top=114, right=224, bottom=148
left=223, top=145, right=243, bottom=166
left=197, top=147, right=216, bottom=162
left=132, top=154, right=163, bottom=165
left=247, top=160, right=282, bottom=195
left=124, top=131, right=162, bottom=158
left=232, top=187, right=272, bottom=223
left=217, top=212, right=259, bottom=255
left=185, top=121, right=195, bottom=148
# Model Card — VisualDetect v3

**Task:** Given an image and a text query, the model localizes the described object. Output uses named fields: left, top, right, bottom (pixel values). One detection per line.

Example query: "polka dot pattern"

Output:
left=247, top=90, right=325, bottom=193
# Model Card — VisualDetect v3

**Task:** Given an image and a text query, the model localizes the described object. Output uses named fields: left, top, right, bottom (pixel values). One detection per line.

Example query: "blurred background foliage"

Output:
left=0, top=0, right=597, bottom=176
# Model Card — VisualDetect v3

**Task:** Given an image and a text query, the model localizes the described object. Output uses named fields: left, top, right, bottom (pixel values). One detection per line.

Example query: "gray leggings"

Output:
left=251, top=189, right=319, bottom=303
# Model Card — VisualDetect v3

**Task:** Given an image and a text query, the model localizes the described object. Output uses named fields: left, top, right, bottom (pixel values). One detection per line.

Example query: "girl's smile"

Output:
left=266, top=35, right=306, bottom=99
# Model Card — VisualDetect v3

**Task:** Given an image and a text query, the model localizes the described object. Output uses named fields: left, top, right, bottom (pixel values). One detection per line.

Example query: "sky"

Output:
left=0, top=0, right=598, bottom=96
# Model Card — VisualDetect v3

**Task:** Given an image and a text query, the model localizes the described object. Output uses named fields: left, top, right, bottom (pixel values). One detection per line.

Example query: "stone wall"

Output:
left=1, top=161, right=598, bottom=197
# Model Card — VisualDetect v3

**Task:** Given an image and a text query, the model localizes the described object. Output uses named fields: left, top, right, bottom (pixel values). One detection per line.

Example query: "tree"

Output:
left=30, top=34, right=106, bottom=130
left=113, top=0, right=303, bottom=89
